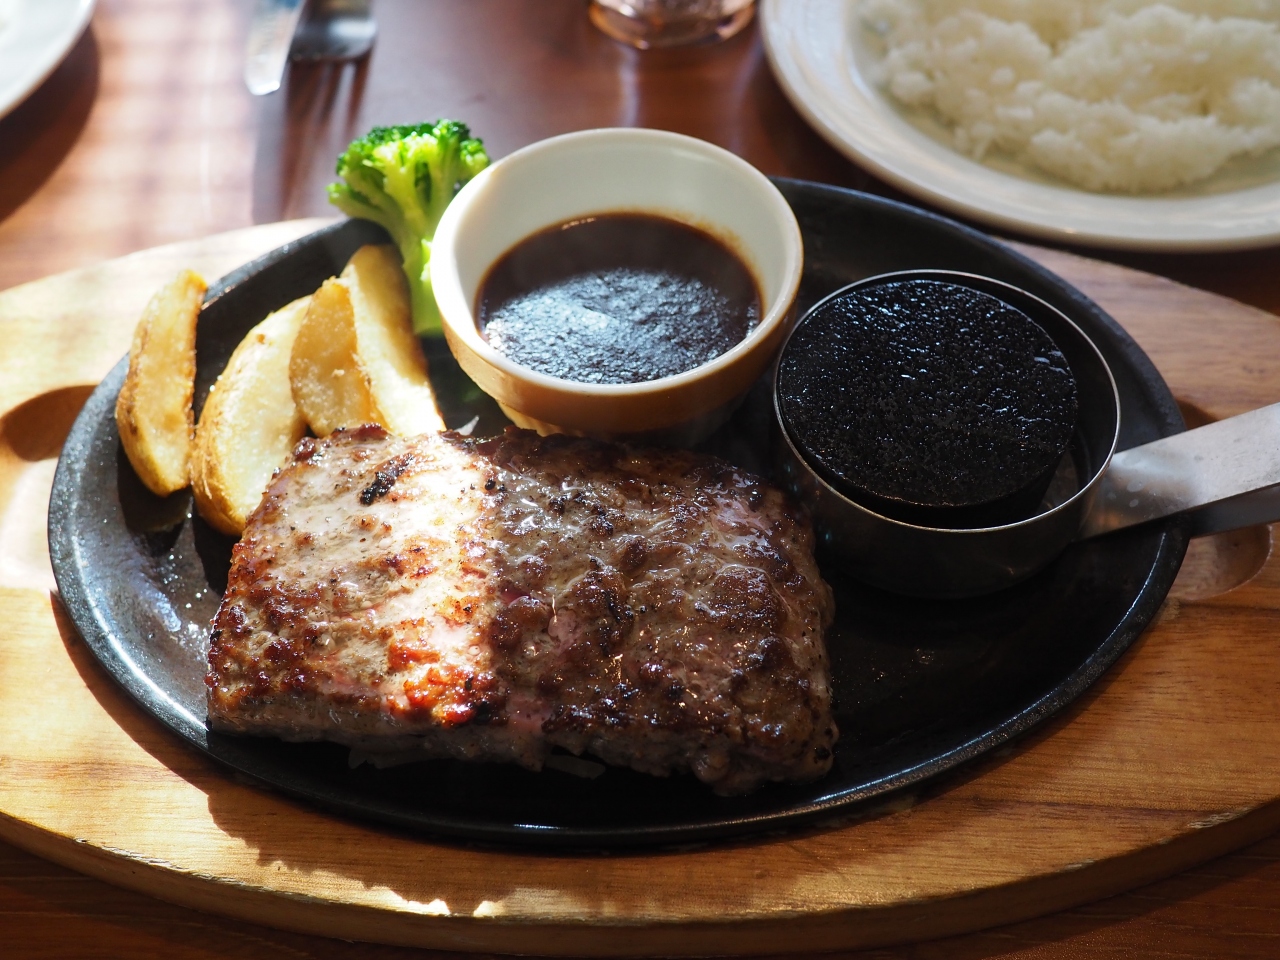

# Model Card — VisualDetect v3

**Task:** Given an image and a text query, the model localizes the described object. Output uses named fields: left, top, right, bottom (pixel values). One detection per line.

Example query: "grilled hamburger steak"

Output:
left=207, top=426, right=837, bottom=794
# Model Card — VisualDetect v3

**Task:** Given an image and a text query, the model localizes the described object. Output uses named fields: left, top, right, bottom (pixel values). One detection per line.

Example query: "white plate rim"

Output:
left=760, top=0, right=1280, bottom=253
left=0, top=0, right=96, bottom=123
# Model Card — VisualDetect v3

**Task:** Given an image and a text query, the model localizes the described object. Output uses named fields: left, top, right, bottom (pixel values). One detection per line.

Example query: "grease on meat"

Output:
left=207, top=426, right=837, bottom=794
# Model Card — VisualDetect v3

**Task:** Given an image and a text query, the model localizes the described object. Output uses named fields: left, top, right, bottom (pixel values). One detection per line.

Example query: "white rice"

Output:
left=859, top=0, right=1280, bottom=193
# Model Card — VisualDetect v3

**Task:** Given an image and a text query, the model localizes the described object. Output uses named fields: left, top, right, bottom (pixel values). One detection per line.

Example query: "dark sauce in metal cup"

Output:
left=476, top=213, right=761, bottom=385
left=771, top=270, right=1121, bottom=598
left=777, top=279, right=1079, bottom=529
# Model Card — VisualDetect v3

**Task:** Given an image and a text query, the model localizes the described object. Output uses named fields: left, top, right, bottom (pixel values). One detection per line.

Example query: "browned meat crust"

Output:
left=207, top=425, right=837, bottom=794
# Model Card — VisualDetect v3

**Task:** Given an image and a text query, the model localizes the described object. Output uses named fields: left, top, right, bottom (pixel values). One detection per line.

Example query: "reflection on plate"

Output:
left=760, top=0, right=1280, bottom=252
left=0, top=0, right=94, bottom=122
left=49, top=182, right=1188, bottom=847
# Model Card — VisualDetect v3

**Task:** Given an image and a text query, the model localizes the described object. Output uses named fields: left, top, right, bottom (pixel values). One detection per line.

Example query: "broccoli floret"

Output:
left=328, top=120, right=490, bottom=336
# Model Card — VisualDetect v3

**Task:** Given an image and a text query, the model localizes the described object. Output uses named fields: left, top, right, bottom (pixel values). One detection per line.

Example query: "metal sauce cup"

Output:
left=773, top=270, right=1120, bottom=598
left=777, top=269, right=1280, bottom=598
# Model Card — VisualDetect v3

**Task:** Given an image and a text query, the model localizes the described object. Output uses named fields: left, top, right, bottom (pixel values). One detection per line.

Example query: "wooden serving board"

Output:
left=2, top=222, right=1280, bottom=956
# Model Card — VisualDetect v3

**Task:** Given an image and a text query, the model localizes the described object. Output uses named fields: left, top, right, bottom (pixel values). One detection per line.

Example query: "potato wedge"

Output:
left=115, top=269, right=206, bottom=496
left=342, top=244, right=445, bottom=435
left=191, top=296, right=311, bottom=536
left=289, top=245, right=444, bottom=437
left=289, top=277, right=380, bottom=436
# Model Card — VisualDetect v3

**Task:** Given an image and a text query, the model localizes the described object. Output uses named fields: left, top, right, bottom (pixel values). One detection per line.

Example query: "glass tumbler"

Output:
left=589, top=0, right=756, bottom=49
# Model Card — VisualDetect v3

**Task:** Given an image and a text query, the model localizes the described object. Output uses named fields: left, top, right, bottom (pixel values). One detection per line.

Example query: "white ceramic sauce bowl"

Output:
left=430, top=128, right=804, bottom=444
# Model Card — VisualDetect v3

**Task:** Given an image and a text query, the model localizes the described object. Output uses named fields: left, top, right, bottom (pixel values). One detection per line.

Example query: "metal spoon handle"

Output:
left=1081, top=402, right=1280, bottom=539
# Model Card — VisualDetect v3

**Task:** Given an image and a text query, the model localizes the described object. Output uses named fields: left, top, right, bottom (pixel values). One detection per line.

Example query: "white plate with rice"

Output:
left=760, top=0, right=1280, bottom=252
left=0, top=0, right=95, bottom=123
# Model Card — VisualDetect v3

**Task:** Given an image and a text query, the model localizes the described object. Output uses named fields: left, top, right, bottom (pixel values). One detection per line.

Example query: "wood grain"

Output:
left=4, top=830, right=1280, bottom=960
left=3, top=1, right=1280, bottom=956
left=0, top=0, right=258, bottom=293
left=2, top=223, right=1280, bottom=956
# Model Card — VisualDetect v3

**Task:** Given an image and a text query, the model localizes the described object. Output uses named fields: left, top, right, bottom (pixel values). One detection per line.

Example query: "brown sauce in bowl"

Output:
left=476, top=213, right=761, bottom=385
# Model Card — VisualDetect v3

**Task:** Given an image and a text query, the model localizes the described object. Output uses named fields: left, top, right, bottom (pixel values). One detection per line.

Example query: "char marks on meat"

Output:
left=207, top=425, right=837, bottom=794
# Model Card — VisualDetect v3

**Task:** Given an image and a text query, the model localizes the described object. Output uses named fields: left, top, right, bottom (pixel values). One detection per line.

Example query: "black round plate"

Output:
left=49, top=181, right=1188, bottom=848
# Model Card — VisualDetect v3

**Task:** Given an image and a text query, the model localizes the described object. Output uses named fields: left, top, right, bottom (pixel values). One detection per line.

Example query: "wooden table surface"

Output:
left=2, top=1, right=1279, bottom=957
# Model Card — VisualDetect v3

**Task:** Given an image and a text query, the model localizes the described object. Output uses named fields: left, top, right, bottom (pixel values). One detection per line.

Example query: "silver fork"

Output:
left=291, top=0, right=377, bottom=62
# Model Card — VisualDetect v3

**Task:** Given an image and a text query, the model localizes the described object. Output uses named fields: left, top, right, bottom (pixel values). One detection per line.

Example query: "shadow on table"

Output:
left=252, top=55, right=370, bottom=224
left=0, top=26, right=99, bottom=226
